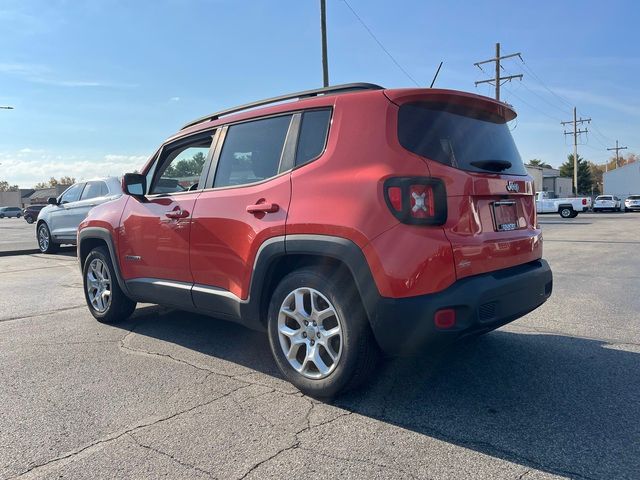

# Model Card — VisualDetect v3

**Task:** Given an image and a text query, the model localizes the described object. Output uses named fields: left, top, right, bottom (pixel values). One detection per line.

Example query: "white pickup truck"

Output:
left=535, top=191, right=592, bottom=218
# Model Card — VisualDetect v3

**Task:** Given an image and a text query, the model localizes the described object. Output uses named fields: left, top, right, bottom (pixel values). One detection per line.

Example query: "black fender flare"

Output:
left=244, top=234, right=380, bottom=326
left=77, top=227, right=132, bottom=297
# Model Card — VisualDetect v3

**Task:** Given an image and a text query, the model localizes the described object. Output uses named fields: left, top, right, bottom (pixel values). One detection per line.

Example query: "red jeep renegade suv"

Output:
left=78, top=83, right=552, bottom=397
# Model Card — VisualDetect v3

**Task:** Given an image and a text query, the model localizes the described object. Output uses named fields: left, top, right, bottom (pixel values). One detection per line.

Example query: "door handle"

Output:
left=246, top=202, right=279, bottom=214
left=165, top=208, right=189, bottom=219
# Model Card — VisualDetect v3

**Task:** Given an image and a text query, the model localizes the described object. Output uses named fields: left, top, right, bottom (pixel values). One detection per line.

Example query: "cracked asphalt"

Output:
left=1, top=212, right=639, bottom=479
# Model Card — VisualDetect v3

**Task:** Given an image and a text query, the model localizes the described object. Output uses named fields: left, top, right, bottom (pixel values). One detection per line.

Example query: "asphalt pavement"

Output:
left=0, top=213, right=639, bottom=479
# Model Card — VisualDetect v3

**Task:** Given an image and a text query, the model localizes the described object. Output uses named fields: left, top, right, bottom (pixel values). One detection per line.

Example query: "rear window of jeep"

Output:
left=398, top=102, right=527, bottom=176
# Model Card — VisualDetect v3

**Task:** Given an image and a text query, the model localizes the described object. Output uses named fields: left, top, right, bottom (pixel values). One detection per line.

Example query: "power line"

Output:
left=502, top=84, right=564, bottom=122
left=519, top=57, right=574, bottom=108
left=499, top=62, right=573, bottom=118
left=340, top=0, right=420, bottom=86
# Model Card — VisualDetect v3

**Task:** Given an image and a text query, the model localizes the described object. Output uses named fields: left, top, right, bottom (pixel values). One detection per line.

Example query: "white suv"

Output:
left=36, top=178, right=122, bottom=253
left=624, top=195, right=640, bottom=212
left=593, top=195, right=621, bottom=212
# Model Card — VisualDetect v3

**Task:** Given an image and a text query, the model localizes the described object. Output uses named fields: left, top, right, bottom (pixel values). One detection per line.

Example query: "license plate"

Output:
left=493, top=201, right=518, bottom=232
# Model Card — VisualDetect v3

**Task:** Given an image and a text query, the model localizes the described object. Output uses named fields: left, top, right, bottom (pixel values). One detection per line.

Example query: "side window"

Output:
left=214, top=115, right=292, bottom=188
left=295, top=109, right=331, bottom=166
left=150, top=134, right=214, bottom=194
left=80, top=181, right=108, bottom=201
left=60, top=184, right=84, bottom=204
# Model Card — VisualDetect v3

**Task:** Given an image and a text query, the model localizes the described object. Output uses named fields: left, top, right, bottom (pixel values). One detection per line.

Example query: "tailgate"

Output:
left=392, top=89, right=543, bottom=280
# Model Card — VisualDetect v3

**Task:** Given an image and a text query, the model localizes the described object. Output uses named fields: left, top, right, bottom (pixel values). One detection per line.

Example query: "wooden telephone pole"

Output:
left=561, top=108, right=591, bottom=195
left=607, top=140, right=628, bottom=168
left=320, top=0, right=329, bottom=87
left=474, top=43, right=523, bottom=101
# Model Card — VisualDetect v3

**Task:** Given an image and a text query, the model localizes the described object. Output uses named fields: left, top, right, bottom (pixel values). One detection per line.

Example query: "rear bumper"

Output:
left=369, top=259, right=553, bottom=355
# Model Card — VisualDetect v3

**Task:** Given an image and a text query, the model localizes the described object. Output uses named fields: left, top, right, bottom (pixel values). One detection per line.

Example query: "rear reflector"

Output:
left=434, top=308, right=456, bottom=329
left=387, top=186, right=403, bottom=211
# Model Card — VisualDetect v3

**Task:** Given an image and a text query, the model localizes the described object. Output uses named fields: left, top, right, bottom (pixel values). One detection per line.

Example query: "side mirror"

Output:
left=123, top=173, right=146, bottom=197
left=47, top=197, right=58, bottom=205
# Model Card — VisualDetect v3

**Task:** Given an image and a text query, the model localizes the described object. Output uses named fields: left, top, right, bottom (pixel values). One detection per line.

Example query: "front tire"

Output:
left=267, top=268, right=378, bottom=398
left=83, top=246, right=136, bottom=324
left=25, top=216, right=34, bottom=224
left=37, top=223, right=59, bottom=253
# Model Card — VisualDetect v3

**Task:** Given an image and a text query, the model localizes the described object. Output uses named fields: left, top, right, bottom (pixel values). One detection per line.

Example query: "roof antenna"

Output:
left=429, top=61, right=443, bottom=88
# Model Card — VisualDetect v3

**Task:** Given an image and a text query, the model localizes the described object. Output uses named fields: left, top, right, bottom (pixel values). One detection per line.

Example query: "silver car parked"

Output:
left=36, top=177, right=122, bottom=253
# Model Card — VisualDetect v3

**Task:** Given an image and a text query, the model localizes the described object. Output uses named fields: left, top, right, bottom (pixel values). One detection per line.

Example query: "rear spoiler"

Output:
left=383, top=88, right=517, bottom=122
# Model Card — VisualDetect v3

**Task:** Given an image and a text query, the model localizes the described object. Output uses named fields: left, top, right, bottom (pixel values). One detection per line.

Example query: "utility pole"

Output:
left=474, top=43, right=523, bottom=101
left=320, top=0, right=329, bottom=87
left=607, top=140, right=628, bottom=168
left=561, top=107, right=591, bottom=195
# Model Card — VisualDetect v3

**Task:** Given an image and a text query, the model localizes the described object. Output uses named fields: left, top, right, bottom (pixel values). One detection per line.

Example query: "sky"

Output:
left=1, top=0, right=639, bottom=188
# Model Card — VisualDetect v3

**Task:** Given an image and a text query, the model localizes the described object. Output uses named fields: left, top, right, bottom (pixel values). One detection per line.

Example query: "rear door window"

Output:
left=398, top=102, right=526, bottom=175
left=295, top=109, right=331, bottom=166
left=214, top=115, right=292, bottom=188
left=80, top=181, right=108, bottom=200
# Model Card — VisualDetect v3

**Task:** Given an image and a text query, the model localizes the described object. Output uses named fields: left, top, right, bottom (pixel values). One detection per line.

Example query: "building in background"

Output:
left=542, top=168, right=573, bottom=197
left=604, top=162, right=640, bottom=200
left=27, top=185, right=69, bottom=205
left=526, top=165, right=543, bottom=192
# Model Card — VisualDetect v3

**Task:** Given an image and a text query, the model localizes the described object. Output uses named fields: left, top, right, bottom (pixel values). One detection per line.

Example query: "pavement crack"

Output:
left=8, top=384, right=252, bottom=480
left=127, top=433, right=217, bottom=478
left=235, top=442, right=301, bottom=480
left=0, top=305, right=86, bottom=323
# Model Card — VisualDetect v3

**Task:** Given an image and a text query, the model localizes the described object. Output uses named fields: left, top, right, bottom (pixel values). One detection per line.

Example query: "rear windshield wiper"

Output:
left=470, top=159, right=512, bottom=172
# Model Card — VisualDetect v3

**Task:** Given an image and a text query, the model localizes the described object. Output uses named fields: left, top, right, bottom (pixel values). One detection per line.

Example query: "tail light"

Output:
left=582, top=198, right=587, bottom=205
left=383, top=177, right=447, bottom=225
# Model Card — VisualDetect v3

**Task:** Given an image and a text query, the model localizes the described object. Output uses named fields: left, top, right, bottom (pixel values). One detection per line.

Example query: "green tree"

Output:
left=33, top=176, right=76, bottom=189
left=527, top=159, right=551, bottom=168
left=164, top=151, right=206, bottom=178
left=0, top=180, right=19, bottom=191
left=559, top=154, right=594, bottom=195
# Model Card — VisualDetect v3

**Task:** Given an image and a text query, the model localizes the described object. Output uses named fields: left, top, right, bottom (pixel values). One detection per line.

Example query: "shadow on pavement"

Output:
left=116, top=306, right=640, bottom=479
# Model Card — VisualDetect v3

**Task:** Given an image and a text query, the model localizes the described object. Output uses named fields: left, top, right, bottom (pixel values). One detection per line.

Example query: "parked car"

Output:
left=0, top=206, right=22, bottom=218
left=535, top=191, right=591, bottom=218
left=77, top=83, right=553, bottom=397
left=623, top=195, right=640, bottom=212
left=36, top=178, right=122, bottom=253
left=22, top=204, right=45, bottom=224
left=593, top=195, right=622, bottom=212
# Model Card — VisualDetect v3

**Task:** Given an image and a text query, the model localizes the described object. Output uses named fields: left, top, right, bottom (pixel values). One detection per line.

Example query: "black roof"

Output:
left=180, top=82, right=383, bottom=131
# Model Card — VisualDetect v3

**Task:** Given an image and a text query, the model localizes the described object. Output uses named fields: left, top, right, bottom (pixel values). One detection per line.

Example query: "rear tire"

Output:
left=559, top=207, right=573, bottom=218
left=83, top=246, right=136, bottom=324
left=267, top=268, right=379, bottom=398
left=37, top=223, right=59, bottom=253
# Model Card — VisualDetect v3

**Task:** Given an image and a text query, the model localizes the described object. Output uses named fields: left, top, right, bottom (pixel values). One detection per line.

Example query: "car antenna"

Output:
left=429, top=61, right=443, bottom=88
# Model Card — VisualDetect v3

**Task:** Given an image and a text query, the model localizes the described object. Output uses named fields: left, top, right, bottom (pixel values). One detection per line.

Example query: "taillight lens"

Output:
left=582, top=198, right=587, bottom=205
left=383, top=177, right=447, bottom=225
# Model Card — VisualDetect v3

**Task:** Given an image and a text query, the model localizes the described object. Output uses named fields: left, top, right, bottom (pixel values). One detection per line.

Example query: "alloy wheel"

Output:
left=277, top=287, right=343, bottom=379
left=86, top=258, right=112, bottom=313
left=38, top=225, right=49, bottom=251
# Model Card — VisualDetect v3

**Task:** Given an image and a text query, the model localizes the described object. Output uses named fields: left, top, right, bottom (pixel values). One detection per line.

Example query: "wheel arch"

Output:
left=248, top=235, right=380, bottom=329
left=78, top=227, right=131, bottom=297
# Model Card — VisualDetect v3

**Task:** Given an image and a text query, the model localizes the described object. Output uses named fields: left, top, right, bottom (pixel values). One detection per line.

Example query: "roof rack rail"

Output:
left=180, top=82, right=384, bottom=131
